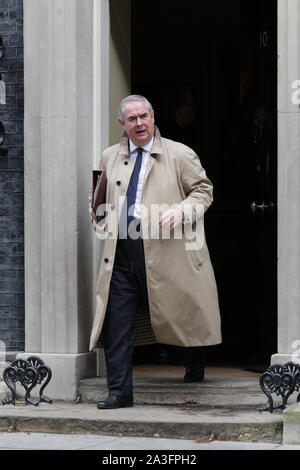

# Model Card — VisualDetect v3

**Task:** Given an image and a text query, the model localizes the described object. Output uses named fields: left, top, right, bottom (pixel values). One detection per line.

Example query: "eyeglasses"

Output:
left=126, top=113, right=151, bottom=123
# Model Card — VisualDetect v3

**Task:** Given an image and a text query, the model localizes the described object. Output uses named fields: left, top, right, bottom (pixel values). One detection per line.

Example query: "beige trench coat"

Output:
left=89, top=127, right=222, bottom=351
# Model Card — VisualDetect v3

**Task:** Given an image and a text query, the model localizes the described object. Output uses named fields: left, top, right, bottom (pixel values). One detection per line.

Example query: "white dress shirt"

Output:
left=128, top=136, right=189, bottom=224
left=129, top=137, right=154, bottom=219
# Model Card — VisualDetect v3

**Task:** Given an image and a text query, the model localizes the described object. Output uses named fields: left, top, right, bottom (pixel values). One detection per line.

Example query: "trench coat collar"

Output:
left=119, top=126, right=164, bottom=157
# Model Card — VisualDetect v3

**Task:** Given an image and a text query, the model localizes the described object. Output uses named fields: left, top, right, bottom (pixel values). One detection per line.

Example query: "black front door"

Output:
left=131, top=0, right=278, bottom=367
left=240, top=0, right=278, bottom=362
left=205, top=0, right=278, bottom=365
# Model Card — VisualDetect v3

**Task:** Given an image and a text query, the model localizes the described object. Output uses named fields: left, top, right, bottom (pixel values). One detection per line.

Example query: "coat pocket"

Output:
left=190, top=247, right=204, bottom=268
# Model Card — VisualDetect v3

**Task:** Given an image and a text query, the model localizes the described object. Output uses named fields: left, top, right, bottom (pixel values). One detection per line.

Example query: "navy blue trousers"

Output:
left=102, top=234, right=147, bottom=397
left=102, top=231, right=205, bottom=397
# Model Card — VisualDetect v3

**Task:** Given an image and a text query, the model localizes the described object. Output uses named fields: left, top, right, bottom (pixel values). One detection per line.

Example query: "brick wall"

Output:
left=0, top=0, right=24, bottom=353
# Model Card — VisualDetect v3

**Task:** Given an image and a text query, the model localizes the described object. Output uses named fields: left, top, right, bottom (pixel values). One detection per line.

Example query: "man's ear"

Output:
left=118, top=117, right=124, bottom=126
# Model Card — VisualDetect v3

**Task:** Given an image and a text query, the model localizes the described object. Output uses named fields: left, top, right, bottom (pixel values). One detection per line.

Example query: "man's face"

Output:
left=119, top=100, right=155, bottom=147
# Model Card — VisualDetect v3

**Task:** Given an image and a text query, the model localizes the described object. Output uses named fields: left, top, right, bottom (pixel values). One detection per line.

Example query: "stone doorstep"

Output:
left=79, top=376, right=295, bottom=408
left=0, top=376, right=295, bottom=444
left=0, top=402, right=283, bottom=444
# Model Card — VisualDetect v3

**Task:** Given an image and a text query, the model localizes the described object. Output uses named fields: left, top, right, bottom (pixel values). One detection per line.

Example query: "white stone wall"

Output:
left=22, top=0, right=102, bottom=399
left=272, top=0, right=300, bottom=365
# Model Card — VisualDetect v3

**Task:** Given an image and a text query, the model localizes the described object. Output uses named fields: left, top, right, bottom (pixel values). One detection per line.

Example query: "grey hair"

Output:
left=119, top=95, right=153, bottom=120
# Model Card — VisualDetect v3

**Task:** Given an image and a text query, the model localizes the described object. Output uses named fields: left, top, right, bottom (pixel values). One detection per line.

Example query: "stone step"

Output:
left=0, top=402, right=284, bottom=444
left=79, top=376, right=276, bottom=408
left=0, top=376, right=291, bottom=444
left=0, top=376, right=296, bottom=444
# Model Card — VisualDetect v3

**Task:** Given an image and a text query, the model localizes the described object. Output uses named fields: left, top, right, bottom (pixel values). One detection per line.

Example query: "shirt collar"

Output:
left=129, top=136, right=154, bottom=155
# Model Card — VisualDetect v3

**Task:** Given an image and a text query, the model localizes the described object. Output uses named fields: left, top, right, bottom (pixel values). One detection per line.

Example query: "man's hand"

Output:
left=159, top=208, right=184, bottom=230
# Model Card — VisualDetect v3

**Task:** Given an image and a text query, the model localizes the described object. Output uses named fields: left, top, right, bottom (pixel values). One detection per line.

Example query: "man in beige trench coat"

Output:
left=90, top=95, right=222, bottom=409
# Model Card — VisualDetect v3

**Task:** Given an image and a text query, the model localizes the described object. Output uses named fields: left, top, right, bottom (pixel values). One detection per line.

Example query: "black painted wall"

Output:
left=0, top=0, right=24, bottom=353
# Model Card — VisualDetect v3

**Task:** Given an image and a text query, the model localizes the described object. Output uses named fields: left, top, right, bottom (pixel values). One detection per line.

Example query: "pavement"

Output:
left=0, top=431, right=300, bottom=451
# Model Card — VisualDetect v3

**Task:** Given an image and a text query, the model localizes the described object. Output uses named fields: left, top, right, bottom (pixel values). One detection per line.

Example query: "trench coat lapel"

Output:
left=118, top=130, right=136, bottom=195
left=142, top=126, right=163, bottom=186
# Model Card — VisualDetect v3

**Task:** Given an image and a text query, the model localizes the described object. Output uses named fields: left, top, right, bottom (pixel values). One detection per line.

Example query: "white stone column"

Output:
left=21, top=0, right=110, bottom=399
left=272, top=0, right=300, bottom=365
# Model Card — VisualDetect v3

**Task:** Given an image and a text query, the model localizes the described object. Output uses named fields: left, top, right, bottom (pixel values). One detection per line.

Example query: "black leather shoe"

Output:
left=184, top=365, right=205, bottom=383
left=97, top=394, right=134, bottom=409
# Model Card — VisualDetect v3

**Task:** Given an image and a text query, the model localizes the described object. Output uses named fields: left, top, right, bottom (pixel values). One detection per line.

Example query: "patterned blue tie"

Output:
left=120, top=147, right=143, bottom=234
